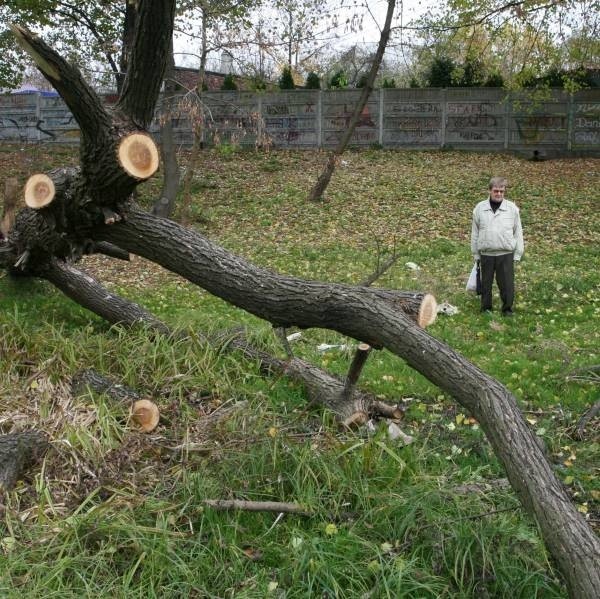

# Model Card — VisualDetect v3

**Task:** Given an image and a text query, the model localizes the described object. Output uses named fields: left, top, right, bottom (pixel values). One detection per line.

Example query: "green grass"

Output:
left=0, top=146, right=598, bottom=597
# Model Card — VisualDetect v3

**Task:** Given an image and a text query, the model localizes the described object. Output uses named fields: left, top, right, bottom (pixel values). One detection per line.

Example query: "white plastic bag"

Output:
left=466, top=263, right=478, bottom=292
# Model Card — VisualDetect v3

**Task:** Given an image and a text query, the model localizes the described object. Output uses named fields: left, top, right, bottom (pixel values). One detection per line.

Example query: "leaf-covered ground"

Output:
left=0, top=144, right=598, bottom=597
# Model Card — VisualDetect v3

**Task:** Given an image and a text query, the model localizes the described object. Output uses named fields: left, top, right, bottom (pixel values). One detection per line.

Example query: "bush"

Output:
left=251, top=77, right=267, bottom=91
left=426, top=56, right=456, bottom=87
left=278, top=66, right=295, bottom=90
left=329, top=70, right=348, bottom=89
left=221, top=74, right=237, bottom=91
left=458, top=58, right=486, bottom=87
left=305, top=72, right=321, bottom=89
left=484, top=72, right=505, bottom=87
left=382, top=77, right=396, bottom=88
left=356, top=74, right=369, bottom=88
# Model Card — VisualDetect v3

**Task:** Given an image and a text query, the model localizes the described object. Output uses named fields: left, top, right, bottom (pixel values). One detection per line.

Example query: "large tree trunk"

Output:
left=308, top=0, right=396, bottom=201
left=3, top=4, right=599, bottom=596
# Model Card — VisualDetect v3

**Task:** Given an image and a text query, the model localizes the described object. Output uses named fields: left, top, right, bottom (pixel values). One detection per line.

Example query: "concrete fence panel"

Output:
left=1, top=88, right=598, bottom=156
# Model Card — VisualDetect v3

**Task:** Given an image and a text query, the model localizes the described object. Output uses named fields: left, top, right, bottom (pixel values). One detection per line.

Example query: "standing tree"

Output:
left=1, top=2, right=599, bottom=597
left=308, top=0, right=396, bottom=201
left=0, top=0, right=128, bottom=91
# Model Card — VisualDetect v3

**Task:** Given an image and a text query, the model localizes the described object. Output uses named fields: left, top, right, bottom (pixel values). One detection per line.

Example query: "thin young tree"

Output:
left=308, top=0, right=396, bottom=201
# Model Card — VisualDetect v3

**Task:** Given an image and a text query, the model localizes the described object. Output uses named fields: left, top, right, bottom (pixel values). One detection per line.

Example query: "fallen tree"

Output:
left=1, top=2, right=599, bottom=597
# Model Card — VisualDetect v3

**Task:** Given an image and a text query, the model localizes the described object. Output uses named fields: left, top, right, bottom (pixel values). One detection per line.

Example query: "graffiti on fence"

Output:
left=384, top=130, right=440, bottom=144
left=388, top=103, right=441, bottom=114
left=447, top=103, right=495, bottom=115
left=446, top=130, right=503, bottom=142
left=447, top=114, right=499, bottom=128
left=514, top=115, right=566, bottom=143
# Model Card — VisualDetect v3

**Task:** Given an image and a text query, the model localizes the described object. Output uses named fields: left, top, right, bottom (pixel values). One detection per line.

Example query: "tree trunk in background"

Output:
left=179, top=7, right=209, bottom=225
left=308, top=0, right=396, bottom=201
left=117, top=1, right=138, bottom=93
left=152, top=43, right=180, bottom=218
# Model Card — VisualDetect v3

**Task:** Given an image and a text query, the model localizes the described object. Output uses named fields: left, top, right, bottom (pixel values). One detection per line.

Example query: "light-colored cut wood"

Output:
left=131, top=399, right=160, bottom=432
left=1, top=177, right=19, bottom=237
left=418, top=293, right=437, bottom=328
left=118, top=133, right=159, bottom=179
left=24, top=174, right=55, bottom=209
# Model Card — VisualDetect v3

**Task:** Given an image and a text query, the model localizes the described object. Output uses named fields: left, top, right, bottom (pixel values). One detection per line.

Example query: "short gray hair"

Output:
left=489, top=176, right=507, bottom=189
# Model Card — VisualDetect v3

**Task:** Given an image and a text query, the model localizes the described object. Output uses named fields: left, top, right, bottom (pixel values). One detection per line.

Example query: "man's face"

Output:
left=490, top=186, right=505, bottom=203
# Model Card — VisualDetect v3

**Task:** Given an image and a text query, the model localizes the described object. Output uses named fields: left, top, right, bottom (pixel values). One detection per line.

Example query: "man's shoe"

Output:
left=502, top=310, right=514, bottom=317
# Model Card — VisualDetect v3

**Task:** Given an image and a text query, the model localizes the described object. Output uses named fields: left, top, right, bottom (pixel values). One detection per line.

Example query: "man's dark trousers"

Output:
left=480, top=253, right=514, bottom=313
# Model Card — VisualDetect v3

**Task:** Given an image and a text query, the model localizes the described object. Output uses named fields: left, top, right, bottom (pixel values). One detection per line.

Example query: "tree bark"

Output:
left=0, top=431, right=49, bottom=492
left=308, top=0, right=396, bottom=201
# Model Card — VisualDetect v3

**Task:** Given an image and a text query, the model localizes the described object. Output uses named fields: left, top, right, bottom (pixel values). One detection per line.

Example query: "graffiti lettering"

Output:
left=447, top=103, right=493, bottom=115
left=266, top=104, right=289, bottom=115
left=447, top=115, right=499, bottom=128
left=446, top=130, right=501, bottom=142
left=576, top=103, right=600, bottom=114
left=574, top=131, right=599, bottom=144
left=385, top=117, right=440, bottom=129
left=389, top=103, right=441, bottom=114
left=576, top=117, right=600, bottom=129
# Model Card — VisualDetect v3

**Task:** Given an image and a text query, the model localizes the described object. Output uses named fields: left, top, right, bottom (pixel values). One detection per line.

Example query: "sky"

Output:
left=173, top=0, right=435, bottom=73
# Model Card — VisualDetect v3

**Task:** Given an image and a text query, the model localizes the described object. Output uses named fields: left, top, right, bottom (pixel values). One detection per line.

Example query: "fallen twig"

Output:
left=202, top=499, right=312, bottom=516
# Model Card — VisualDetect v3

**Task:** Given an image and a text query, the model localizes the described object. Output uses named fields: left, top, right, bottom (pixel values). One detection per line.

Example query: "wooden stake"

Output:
left=24, top=174, right=55, bottom=209
left=343, top=343, right=372, bottom=401
left=1, top=177, right=19, bottom=237
left=118, top=133, right=160, bottom=180
left=131, top=399, right=160, bottom=432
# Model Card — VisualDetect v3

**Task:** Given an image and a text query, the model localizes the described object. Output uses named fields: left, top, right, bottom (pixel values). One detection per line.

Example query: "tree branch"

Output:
left=116, top=0, right=176, bottom=127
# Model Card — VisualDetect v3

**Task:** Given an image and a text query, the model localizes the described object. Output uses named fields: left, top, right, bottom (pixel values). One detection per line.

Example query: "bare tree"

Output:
left=308, top=0, right=396, bottom=201
left=2, top=2, right=599, bottom=597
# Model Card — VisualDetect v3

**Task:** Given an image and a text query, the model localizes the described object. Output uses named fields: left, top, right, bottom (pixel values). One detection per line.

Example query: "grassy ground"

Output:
left=0, top=144, right=598, bottom=597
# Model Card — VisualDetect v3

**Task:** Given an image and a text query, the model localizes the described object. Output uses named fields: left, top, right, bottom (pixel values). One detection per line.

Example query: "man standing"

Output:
left=471, top=177, right=524, bottom=316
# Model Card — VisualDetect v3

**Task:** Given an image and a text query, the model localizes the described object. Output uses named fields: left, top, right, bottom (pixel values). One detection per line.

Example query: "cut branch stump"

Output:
left=72, top=369, right=160, bottom=432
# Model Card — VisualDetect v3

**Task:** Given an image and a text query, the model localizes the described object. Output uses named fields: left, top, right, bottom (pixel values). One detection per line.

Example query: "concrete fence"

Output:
left=1, top=87, right=599, bottom=156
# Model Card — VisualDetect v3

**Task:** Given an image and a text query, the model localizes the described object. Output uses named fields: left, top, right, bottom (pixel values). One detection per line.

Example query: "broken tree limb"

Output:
left=92, top=207, right=600, bottom=597
left=203, top=499, right=312, bottom=516
left=42, top=259, right=170, bottom=335
left=40, top=261, right=404, bottom=424
left=71, top=369, right=160, bottom=432
left=0, top=431, right=50, bottom=492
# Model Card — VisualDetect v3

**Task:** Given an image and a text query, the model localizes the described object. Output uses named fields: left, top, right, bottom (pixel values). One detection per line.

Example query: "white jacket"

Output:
left=471, top=199, right=524, bottom=260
